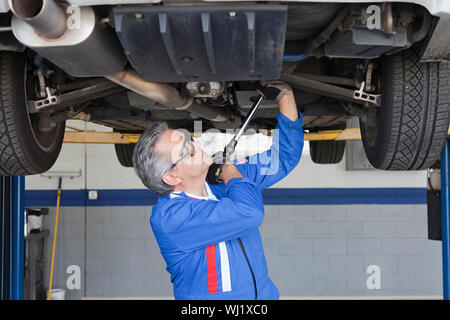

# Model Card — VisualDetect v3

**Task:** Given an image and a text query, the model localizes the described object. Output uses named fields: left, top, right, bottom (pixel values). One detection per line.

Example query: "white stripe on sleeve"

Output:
left=218, top=241, right=232, bottom=292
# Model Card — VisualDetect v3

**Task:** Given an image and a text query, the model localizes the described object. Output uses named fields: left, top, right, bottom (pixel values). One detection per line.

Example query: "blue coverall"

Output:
left=150, top=110, right=304, bottom=299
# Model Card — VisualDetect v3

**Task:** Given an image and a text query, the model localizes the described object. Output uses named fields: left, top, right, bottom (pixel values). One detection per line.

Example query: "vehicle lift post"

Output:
left=12, top=176, right=25, bottom=300
left=442, top=138, right=450, bottom=300
left=0, top=176, right=25, bottom=300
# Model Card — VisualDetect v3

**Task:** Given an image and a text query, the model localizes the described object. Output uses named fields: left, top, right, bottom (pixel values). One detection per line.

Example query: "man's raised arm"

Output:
left=235, top=83, right=304, bottom=190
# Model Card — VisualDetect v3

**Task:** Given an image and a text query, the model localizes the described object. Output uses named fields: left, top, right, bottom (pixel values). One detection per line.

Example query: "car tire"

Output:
left=360, top=46, right=450, bottom=170
left=0, top=51, right=65, bottom=175
left=309, top=125, right=346, bottom=164
left=114, top=142, right=135, bottom=167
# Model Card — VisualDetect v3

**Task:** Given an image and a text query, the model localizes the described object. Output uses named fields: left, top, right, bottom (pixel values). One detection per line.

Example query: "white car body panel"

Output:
left=0, top=0, right=7, bottom=12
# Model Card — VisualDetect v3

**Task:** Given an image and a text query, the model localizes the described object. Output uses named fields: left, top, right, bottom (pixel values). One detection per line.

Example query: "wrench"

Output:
left=207, top=94, right=265, bottom=184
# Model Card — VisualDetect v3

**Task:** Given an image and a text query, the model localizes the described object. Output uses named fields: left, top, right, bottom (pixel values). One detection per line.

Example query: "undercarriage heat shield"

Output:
left=113, top=5, right=287, bottom=82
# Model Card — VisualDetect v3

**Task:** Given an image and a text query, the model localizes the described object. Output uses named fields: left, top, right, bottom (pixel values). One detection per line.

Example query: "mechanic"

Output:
left=132, top=82, right=304, bottom=300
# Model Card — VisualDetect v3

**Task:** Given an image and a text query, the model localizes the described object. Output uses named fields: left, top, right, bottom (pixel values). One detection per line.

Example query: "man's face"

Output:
left=156, top=129, right=213, bottom=182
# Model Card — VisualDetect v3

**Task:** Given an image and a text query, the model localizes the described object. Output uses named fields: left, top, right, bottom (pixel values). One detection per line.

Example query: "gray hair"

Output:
left=132, top=121, right=174, bottom=196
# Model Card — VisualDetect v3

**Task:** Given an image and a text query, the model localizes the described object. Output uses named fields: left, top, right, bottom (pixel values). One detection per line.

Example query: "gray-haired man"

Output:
left=133, top=83, right=304, bottom=299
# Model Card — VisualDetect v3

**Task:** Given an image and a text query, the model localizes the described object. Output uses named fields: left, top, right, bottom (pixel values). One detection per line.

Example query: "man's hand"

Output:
left=256, top=81, right=293, bottom=103
left=256, top=81, right=298, bottom=122
left=206, top=151, right=244, bottom=185
left=218, top=164, right=243, bottom=184
left=206, top=151, right=226, bottom=184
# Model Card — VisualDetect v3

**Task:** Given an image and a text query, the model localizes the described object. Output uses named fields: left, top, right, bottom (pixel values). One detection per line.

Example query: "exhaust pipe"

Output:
left=106, top=69, right=234, bottom=123
left=9, top=0, right=67, bottom=39
left=106, top=69, right=192, bottom=110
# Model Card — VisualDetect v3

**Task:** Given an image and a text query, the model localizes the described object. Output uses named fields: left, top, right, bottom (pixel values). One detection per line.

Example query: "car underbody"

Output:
left=0, top=0, right=449, bottom=174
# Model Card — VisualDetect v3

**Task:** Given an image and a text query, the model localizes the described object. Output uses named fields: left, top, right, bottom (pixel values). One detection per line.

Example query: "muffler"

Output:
left=9, top=0, right=127, bottom=77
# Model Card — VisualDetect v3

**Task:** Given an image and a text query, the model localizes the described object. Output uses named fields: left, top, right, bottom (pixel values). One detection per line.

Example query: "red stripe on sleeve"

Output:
left=206, top=245, right=218, bottom=293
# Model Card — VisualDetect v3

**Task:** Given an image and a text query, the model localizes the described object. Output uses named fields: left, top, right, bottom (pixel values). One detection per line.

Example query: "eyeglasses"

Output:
left=168, top=133, right=195, bottom=171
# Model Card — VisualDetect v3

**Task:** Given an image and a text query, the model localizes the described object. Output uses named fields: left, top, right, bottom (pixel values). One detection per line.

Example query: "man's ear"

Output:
left=162, top=171, right=182, bottom=187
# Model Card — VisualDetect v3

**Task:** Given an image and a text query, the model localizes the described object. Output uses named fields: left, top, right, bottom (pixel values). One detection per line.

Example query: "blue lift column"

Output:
left=0, top=176, right=25, bottom=300
left=442, top=139, right=450, bottom=300
left=11, top=176, right=25, bottom=300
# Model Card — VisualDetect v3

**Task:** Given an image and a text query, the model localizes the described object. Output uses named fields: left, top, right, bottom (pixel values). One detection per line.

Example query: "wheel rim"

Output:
left=24, top=58, right=64, bottom=153
left=361, top=63, right=382, bottom=150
